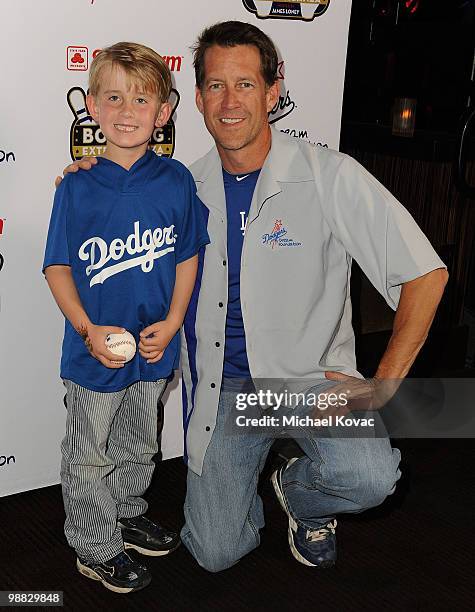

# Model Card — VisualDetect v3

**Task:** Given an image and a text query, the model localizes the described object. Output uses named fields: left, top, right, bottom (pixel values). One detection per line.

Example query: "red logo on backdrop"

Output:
left=91, top=48, right=183, bottom=72
left=67, top=46, right=88, bottom=71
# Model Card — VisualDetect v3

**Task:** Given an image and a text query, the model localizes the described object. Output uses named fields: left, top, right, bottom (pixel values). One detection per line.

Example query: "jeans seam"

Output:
left=281, top=438, right=330, bottom=529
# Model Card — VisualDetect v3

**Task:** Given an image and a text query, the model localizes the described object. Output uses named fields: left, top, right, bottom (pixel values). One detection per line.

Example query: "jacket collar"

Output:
left=191, top=127, right=315, bottom=218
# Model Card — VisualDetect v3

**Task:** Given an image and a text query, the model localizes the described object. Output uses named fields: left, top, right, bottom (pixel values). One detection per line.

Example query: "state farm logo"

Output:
left=243, top=0, right=330, bottom=21
left=0, top=147, right=15, bottom=163
left=67, top=86, right=180, bottom=160
left=67, top=46, right=88, bottom=71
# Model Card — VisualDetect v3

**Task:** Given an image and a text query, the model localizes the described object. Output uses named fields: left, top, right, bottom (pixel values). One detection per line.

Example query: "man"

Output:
left=60, top=21, right=448, bottom=573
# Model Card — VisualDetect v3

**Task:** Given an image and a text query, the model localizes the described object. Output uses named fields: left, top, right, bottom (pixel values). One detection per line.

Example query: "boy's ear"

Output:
left=155, top=102, right=172, bottom=128
left=86, top=94, right=100, bottom=122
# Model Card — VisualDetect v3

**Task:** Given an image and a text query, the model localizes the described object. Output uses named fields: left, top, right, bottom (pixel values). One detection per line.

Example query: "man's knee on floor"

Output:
left=181, top=522, right=259, bottom=573
left=184, top=537, right=245, bottom=573
left=197, top=549, right=241, bottom=573
left=351, top=464, right=400, bottom=510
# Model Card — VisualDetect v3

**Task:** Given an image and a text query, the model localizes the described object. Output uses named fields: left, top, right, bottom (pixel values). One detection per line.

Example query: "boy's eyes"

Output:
left=106, top=95, right=149, bottom=104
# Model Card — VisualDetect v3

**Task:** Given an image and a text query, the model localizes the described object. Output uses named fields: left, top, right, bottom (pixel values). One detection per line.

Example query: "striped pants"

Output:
left=61, top=379, right=166, bottom=562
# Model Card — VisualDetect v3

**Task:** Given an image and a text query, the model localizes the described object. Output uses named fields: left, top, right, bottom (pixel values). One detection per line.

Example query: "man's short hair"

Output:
left=192, top=21, right=278, bottom=89
left=89, top=42, right=172, bottom=103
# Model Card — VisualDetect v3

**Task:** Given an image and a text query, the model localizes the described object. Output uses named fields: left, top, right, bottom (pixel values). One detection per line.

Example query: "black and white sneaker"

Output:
left=119, top=515, right=181, bottom=556
left=76, top=551, right=151, bottom=594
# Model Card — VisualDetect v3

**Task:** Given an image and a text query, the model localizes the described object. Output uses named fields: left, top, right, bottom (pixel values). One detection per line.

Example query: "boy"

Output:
left=43, top=42, right=209, bottom=594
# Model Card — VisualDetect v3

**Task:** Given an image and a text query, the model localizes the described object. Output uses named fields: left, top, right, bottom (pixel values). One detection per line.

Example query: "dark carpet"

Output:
left=1, top=440, right=473, bottom=612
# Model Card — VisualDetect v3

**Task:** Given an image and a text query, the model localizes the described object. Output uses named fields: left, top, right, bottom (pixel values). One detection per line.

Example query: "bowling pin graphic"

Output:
left=255, top=1, right=273, bottom=17
left=300, top=1, right=320, bottom=20
left=67, top=87, right=105, bottom=161
left=67, top=87, right=94, bottom=126
left=150, top=88, right=180, bottom=158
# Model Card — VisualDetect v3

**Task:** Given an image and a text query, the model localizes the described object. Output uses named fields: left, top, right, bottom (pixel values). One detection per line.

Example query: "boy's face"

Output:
left=87, top=64, right=171, bottom=166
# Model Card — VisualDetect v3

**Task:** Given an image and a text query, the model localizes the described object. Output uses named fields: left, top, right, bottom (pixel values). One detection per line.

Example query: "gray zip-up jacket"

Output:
left=182, top=128, right=445, bottom=475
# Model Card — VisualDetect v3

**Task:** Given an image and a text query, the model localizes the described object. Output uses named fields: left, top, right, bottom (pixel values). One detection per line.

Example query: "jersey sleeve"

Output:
left=42, top=178, right=71, bottom=272
left=322, top=154, right=446, bottom=310
left=174, top=169, right=210, bottom=264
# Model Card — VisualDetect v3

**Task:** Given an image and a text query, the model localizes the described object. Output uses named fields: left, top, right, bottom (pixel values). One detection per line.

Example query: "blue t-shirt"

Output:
left=222, top=168, right=260, bottom=378
left=43, top=150, right=209, bottom=392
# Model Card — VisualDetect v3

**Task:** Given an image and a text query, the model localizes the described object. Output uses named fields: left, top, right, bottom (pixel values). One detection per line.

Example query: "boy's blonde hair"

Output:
left=89, top=42, right=172, bottom=103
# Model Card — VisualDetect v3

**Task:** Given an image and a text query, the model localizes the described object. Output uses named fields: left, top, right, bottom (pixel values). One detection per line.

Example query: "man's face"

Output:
left=195, top=44, right=279, bottom=165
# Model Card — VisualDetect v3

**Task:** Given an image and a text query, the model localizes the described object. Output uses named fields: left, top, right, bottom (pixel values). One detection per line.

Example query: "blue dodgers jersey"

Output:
left=43, top=150, right=210, bottom=392
left=222, top=168, right=260, bottom=378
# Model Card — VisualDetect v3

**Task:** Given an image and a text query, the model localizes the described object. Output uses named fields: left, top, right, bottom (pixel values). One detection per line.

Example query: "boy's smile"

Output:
left=87, top=64, right=171, bottom=169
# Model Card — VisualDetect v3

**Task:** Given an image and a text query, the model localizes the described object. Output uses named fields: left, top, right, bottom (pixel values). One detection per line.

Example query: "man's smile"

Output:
left=220, top=118, right=245, bottom=125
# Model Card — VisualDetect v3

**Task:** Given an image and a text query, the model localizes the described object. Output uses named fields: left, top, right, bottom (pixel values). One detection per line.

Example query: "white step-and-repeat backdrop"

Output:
left=0, top=0, right=352, bottom=496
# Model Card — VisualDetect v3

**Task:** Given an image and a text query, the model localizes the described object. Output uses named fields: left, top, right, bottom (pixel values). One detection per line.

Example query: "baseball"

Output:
left=105, top=331, right=136, bottom=363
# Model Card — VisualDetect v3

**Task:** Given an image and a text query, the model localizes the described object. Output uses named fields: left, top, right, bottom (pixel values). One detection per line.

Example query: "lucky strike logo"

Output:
left=243, top=0, right=330, bottom=21
left=67, top=87, right=180, bottom=160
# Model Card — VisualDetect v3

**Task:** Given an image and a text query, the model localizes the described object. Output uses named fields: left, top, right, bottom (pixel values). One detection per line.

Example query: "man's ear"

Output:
left=86, top=94, right=99, bottom=123
left=266, top=80, right=280, bottom=113
left=155, top=102, right=172, bottom=128
left=195, top=86, right=204, bottom=115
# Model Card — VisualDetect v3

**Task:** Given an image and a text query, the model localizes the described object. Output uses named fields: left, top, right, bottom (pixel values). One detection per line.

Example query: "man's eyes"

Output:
left=208, top=82, right=254, bottom=90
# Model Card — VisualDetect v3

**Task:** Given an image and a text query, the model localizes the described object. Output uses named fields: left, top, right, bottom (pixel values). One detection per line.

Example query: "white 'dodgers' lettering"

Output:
left=79, top=221, right=176, bottom=287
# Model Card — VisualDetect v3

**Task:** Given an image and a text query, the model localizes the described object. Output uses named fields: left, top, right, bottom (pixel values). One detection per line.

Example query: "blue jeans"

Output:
left=181, top=386, right=401, bottom=572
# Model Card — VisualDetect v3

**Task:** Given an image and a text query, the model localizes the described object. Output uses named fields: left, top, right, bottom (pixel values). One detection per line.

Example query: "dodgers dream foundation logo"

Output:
left=67, top=87, right=180, bottom=160
left=243, top=0, right=330, bottom=21
left=262, top=219, right=302, bottom=248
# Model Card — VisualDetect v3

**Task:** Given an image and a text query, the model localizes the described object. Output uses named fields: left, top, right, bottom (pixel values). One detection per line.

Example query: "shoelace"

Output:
left=114, top=552, right=146, bottom=573
left=137, top=516, right=165, bottom=535
left=306, top=519, right=337, bottom=543
left=114, top=552, right=134, bottom=568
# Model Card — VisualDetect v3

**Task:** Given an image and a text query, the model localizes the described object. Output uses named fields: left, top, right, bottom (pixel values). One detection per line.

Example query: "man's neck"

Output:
left=218, top=125, right=272, bottom=175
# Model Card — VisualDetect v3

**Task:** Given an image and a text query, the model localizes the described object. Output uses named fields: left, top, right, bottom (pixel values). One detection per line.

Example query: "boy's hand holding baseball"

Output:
left=80, top=323, right=126, bottom=368
left=139, top=318, right=180, bottom=364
